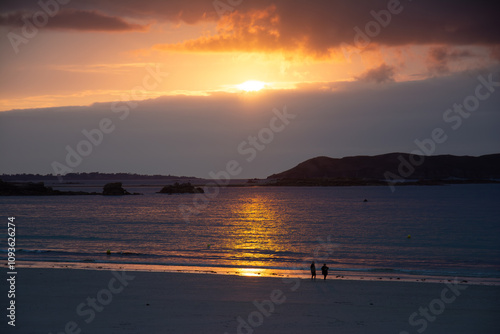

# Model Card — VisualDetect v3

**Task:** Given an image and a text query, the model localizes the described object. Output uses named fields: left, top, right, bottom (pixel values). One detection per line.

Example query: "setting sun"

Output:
left=237, top=80, right=267, bottom=92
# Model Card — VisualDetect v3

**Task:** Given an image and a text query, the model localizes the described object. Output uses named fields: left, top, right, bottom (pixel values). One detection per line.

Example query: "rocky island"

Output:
left=158, top=182, right=204, bottom=194
left=102, top=182, right=142, bottom=196
left=0, top=180, right=141, bottom=196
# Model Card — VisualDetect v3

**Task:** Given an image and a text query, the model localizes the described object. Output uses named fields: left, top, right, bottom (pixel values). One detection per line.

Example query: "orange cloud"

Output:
left=3, top=1, right=500, bottom=52
left=151, top=0, right=500, bottom=60
left=154, top=6, right=286, bottom=54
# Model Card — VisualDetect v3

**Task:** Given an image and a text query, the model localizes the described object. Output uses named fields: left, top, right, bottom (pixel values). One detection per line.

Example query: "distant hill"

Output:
left=267, top=153, right=500, bottom=181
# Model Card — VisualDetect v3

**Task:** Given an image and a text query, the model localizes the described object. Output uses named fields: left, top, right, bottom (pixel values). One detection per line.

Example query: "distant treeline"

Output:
left=0, top=173, right=198, bottom=182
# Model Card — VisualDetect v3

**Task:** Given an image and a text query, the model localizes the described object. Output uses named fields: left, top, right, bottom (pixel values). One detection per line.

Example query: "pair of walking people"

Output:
left=310, top=261, right=328, bottom=280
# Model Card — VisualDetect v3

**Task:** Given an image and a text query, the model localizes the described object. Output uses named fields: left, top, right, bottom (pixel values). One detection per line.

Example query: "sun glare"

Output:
left=237, top=80, right=266, bottom=92
left=239, top=268, right=262, bottom=277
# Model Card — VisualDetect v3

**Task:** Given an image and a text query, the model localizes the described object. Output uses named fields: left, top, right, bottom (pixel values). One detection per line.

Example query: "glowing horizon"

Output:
left=237, top=81, right=267, bottom=92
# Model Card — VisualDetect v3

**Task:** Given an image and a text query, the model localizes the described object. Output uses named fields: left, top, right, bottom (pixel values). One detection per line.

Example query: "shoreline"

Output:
left=17, top=260, right=500, bottom=286
left=2, top=267, right=499, bottom=333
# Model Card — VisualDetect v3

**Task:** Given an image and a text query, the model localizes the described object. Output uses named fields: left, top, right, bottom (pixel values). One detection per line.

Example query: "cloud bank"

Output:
left=154, top=0, right=500, bottom=57
left=1, top=69, right=498, bottom=178
left=2, top=0, right=499, bottom=53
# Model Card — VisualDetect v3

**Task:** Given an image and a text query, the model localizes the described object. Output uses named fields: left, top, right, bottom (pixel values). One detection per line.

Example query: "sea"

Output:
left=2, top=182, right=500, bottom=283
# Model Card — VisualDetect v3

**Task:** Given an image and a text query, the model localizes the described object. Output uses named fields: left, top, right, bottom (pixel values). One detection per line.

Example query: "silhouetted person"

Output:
left=310, top=261, right=316, bottom=280
left=321, top=263, right=329, bottom=280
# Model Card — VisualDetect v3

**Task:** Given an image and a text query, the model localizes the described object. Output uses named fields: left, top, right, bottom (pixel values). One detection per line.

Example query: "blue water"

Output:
left=1, top=184, right=499, bottom=279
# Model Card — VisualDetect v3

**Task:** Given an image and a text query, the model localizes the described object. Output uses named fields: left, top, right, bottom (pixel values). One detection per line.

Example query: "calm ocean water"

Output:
left=2, top=184, right=500, bottom=279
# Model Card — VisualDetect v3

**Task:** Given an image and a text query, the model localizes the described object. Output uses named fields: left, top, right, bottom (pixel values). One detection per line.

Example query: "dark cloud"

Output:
left=0, top=0, right=217, bottom=29
left=426, top=46, right=475, bottom=74
left=0, top=9, right=149, bottom=31
left=154, top=0, right=500, bottom=57
left=1, top=1, right=499, bottom=52
left=357, top=63, right=395, bottom=83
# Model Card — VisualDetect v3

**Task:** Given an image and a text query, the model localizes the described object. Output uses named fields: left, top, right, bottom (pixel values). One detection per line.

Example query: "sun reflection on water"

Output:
left=220, top=192, right=291, bottom=268
left=238, top=268, right=263, bottom=277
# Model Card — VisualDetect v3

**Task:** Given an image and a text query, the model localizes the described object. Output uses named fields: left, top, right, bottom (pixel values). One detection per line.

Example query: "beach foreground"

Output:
left=2, top=268, right=499, bottom=334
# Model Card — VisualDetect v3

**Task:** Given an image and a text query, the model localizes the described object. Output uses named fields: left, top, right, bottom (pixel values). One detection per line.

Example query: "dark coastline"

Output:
left=256, top=178, right=500, bottom=187
left=0, top=180, right=142, bottom=196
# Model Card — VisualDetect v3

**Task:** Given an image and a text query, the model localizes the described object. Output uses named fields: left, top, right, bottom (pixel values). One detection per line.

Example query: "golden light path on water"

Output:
left=238, top=268, right=264, bottom=277
left=220, top=191, right=293, bottom=272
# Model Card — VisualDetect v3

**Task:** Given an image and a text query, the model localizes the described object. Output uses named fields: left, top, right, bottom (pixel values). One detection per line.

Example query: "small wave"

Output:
left=20, top=235, right=110, bottom=241
left=17, top=249, right=52, bottom=253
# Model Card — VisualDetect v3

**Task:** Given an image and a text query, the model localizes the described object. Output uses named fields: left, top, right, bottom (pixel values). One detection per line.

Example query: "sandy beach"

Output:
left=2, top=268, right=499, bottom=334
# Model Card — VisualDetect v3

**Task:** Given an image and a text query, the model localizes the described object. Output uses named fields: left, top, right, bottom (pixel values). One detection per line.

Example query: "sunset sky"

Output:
left=0, top=0, right=499, bottom=178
